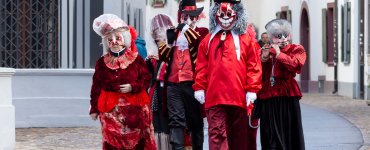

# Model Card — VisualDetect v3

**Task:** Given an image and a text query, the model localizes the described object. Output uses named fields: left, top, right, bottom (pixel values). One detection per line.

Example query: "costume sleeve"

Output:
left=192, top=39, right=208, bottom=91
left=196, top=28, right=209, bottom=42
left=131, top=56, right=152, bottom=93
left=89, top=59, right=103, bottom=114
left=184, top=27, right=201, bottom=48
left=244, top=39, right=262, bottom=93
left=158, top=41, right=174, bottom=62
left=276, top=45, right=306, bottom=74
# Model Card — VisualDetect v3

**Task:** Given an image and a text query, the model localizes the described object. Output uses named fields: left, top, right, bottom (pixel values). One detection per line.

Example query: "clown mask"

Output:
left=180, top=13, right=190, bottom=25
left=272, top=33, right=291, bottom=48
left=180, top=13, right=200, bottom=29
left=106, top=31, right=129, bottom=53
left=189, top=16, right=199, bottom=28
left=216, top=2, right=237, bottom=30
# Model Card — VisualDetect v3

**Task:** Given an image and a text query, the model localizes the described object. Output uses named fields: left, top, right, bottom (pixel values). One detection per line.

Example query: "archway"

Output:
left=300, top=6, right=310, bottom=92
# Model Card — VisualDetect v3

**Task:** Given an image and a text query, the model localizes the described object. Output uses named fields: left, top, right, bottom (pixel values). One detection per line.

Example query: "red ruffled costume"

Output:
left=257, top=44, right=306, bottom=100
left=90, top=26, right=156, bottom=150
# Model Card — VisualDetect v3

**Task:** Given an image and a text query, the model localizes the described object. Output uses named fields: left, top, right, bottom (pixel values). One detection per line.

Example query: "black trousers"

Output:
left=254, top=97, right=305, bottom=150
left=167, top=82, right=204, bottom=150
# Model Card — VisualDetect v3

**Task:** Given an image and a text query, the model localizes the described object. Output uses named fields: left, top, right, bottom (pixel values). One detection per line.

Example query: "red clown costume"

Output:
left=192, top=0, right=262, bottom=149
left=255, top=19, right=306, bottom=150
left=90, top=14, right=156, bottom=150
left=157, top=0, right=208, bottom=149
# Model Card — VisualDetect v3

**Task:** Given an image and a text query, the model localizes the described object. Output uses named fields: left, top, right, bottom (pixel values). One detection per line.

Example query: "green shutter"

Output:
left=276, top=12, right=281, bottom=19
left=341, top=5, right=344, bottom=62
left=345, top=2, right=351, bottom=64
left=322, top=8, right=327, bottom=63
left=288, top=10, right=292, bottom=23
left=342, top=2, right=351, bottom=64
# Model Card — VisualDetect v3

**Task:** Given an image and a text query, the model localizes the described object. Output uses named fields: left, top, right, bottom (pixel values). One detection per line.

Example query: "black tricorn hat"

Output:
left=180, top=0, right=204, bottom=16
left=213, top=0, right=241, bottom=4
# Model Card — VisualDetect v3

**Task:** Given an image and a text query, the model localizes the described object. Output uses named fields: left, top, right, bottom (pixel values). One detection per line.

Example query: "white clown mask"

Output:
left=272, top=33, right=291, bottom=48
left=216, top=2, right=237, bottom=30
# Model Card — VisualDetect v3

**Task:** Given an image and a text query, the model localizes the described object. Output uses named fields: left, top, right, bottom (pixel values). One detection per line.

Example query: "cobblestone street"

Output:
left=301, top=94, right=370, bottom=150
left=16, top=127, right=101, bottom=150
left=15, top=93, right=370, bottom=150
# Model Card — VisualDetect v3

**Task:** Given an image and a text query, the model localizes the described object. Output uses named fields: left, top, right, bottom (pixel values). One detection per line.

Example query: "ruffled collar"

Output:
left=104, top=48, right=138, bottom=70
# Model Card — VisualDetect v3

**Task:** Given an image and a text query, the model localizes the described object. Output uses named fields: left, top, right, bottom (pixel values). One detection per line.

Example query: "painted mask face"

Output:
left=152, top=28, right=167, bottom=45
left=180, top=13, right=190, bottom=25
left=189, top=16, right=199, bottom=28
left=272, top=33, right=290, bottom=48
left=216, top=2, right=237, bottom=30
left=107, top=32, right=125, bottom=52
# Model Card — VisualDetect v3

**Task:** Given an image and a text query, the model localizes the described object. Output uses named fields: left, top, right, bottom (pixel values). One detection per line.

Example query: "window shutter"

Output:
left=287, top=10, right=292, bottom=23
left=341, top=5, right=345, bottom=62
left=345, top=2, right=351, bottom=64
left=341, top=2, right=351, bottom=64
left=276, top=12, right=281, bottom=19
left=322, top=8, right=327, bottom=63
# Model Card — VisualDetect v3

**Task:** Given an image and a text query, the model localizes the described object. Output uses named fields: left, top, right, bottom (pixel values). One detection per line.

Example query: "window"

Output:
left=127, top=4, right=130, bottom=25
left=341, top=2, right=351, bottom=64
left=151, top=0, right=166, bottom=8
left=276, top=6, right=292, bottom=23
left=0, top=0, right=59, bottom=68
left=134, top=8, right=143, bottom=37
left=322, top=3, right=335, bottom=66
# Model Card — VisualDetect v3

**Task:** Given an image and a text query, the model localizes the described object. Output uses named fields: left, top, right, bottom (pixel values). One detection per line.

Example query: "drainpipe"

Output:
left=333, top=0, right=338, bottom=94
left=0, top=68, right=15, bottom=149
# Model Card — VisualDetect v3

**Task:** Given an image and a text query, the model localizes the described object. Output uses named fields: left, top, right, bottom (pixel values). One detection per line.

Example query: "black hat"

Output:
left=180, top=0, right=204, bottom=16
left=213, top=0, right=241, bottom=4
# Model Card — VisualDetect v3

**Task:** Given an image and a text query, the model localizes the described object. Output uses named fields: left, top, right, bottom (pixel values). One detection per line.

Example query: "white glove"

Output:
left=194, top=90, right=205, bottom=104
left=246, top=92, right=257, bottom=106
left=120, top=84, right=132, bottom=93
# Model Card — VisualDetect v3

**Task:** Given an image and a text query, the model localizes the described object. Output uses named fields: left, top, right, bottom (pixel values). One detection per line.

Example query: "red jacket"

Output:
left=257, top=44, right=306, bottom=99
left=89, top=56, right=151, bottom=114
left=194, top=27, right=209, bottom=42
left=193, top=31, right=262, bottom=109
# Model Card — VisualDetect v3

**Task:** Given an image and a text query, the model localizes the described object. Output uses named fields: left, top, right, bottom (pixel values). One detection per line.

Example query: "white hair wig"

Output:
left=209, top=2, right=248, bottom=35
left=265, top=19, right=292, bottom=42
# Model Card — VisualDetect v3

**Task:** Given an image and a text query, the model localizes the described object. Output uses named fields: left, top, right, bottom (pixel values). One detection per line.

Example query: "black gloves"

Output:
left=166, top=28, right=176, bottom=45
left=176, top=23, right=187, bottom=31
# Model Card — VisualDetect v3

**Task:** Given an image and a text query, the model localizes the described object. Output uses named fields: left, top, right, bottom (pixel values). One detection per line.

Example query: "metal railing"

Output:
left=0, top=0, right=58, bottom=68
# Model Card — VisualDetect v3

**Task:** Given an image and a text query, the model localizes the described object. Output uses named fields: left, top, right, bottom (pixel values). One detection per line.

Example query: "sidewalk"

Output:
left=301, top=93, right=370, bottom=150
left=15, top=93, right=369, bottom=150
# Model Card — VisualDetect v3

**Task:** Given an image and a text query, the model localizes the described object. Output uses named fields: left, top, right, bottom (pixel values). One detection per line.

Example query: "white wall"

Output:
left=12, top=69, right=99, bottom=128
left=337, top=0, right=355, bottom=83
left=0, top=68, right=15, bottom=150
left=104, top=0, right=124, bottom=18
left=245, top=0, right=282, bottom=33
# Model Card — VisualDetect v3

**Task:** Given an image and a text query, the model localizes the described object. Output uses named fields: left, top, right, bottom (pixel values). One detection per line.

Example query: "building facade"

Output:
left=247, top=0, right=370, bottom=99
left=0, top=0, right=368, bottom=127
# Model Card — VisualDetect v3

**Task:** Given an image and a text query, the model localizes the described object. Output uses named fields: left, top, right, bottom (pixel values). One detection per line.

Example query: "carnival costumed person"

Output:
left=176, top=1, right=210, bottom=148
left=146, top=13, right=174, bottom=150
left=89, top=14, right=156, bottom=150
left=192, top=0, right=262, bottom=149
left=158, top=0, right=206, bottom=149
left=255, top=19, right=306, bottom=150
left=179, top=1, right=209, bottom=43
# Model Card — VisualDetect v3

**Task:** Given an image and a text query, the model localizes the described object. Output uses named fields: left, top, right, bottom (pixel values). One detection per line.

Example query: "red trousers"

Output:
left=206, top=105, right=258, bottom=150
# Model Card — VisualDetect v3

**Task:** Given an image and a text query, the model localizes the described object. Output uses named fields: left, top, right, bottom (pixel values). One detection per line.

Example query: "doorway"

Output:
left=300, top=7, right=310, bottom=92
